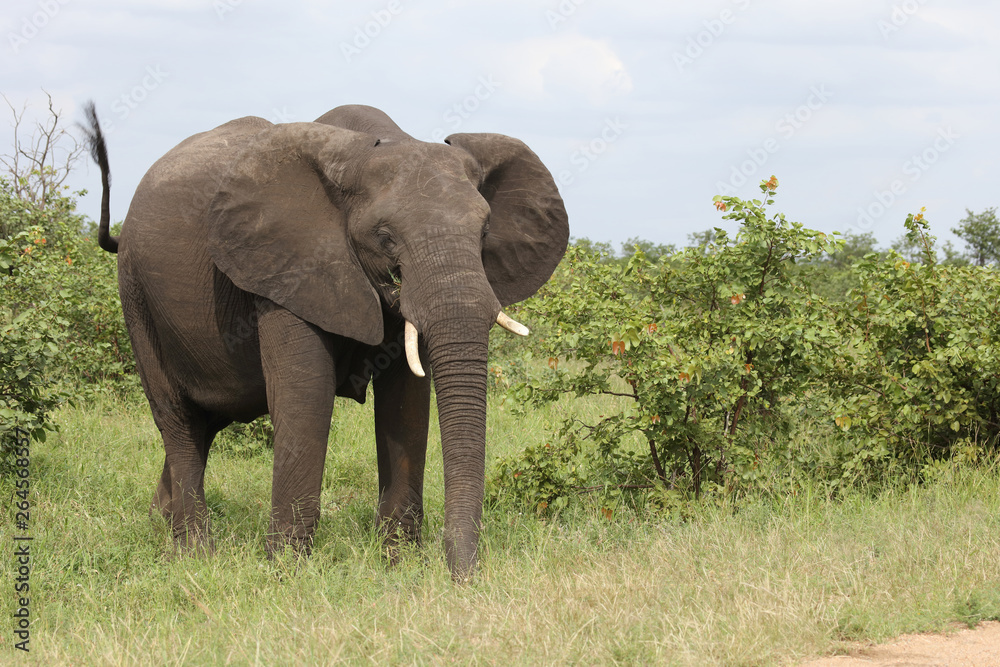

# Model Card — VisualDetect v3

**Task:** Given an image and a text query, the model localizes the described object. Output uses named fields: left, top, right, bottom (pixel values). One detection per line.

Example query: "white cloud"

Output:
left=496, top=34, right=632, bottom=105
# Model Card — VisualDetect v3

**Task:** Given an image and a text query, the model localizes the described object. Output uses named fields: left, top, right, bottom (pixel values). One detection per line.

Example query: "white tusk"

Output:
left=404, top=320, right=425, bottom=378
left=496, top=312, right=529, bottom=336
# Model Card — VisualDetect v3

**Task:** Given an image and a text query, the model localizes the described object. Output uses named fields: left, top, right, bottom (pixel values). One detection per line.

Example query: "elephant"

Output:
left=81, top=102, right=568, bottom=580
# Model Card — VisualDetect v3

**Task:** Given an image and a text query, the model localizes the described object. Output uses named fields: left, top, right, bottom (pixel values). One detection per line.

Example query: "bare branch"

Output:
left=1, top=91, right=84, bottom=208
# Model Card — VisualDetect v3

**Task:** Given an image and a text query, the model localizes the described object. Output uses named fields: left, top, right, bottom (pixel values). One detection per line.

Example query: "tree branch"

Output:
left=1, top=91, right=83, bottom=209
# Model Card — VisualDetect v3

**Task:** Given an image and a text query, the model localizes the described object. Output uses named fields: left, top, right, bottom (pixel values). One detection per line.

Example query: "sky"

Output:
left=2, top=0, right=998, bottom=253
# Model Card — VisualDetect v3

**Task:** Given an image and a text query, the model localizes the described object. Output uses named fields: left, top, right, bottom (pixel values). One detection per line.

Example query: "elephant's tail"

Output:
left=80, top=101, right=118, bottom=254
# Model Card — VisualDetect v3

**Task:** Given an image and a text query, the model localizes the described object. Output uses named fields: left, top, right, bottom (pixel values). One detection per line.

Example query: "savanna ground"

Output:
left=802, top=621, right=1000, bottom=666
left=3, top=387, right=999, bottom=665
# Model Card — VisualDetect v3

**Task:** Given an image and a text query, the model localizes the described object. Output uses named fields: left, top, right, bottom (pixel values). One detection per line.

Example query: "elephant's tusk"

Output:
left=496, top=312, right=529, bottom=336
left=404, top=320, right=426, bottom=378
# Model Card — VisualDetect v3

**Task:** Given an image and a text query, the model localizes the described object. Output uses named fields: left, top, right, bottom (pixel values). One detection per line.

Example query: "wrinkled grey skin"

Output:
left=83, top=104, right=568, bottom=580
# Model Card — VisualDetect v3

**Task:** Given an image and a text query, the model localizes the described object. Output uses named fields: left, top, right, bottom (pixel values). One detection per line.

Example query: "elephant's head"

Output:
left=206, top=105, right=568, bottom=579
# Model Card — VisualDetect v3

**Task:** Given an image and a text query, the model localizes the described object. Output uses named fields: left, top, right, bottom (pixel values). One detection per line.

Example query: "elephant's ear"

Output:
left=445, top=133, right=569, bottom=307
left=207, top=123, right=384, bottom=345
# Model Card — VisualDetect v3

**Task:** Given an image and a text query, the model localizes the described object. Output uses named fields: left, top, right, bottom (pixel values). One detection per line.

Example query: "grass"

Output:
left=3, top=389, right=1000, bottom=665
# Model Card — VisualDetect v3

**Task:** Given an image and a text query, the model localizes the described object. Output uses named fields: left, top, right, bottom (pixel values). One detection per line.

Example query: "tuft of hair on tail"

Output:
left=79, top=100, right=118, bottom=253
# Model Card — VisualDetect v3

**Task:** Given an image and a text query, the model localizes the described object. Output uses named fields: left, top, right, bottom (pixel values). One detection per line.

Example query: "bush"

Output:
left=1, top=180, right=132, bottom=386
left=493, top=178, right=840, bottom=509
left=491, top=180, right=1000, bottom=512
left=1, top=226, right=69, bottom=448
left=1, top=178, right=132, bottom=469
left=214, top=416, right=275, bottom=458
left=827, top=212, right=1000, bottom=475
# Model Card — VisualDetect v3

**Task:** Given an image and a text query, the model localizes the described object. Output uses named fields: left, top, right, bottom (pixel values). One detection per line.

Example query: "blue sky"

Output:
left=2, top=0, right=997, bottom=252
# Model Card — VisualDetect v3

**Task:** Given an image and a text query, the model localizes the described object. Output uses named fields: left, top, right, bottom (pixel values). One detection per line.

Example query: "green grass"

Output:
left=3, top=390, right=1000, bottom=665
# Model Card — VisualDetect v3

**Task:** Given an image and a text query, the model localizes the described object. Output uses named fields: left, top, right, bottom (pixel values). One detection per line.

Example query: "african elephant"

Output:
left=81, top=103, right=568, bottom=580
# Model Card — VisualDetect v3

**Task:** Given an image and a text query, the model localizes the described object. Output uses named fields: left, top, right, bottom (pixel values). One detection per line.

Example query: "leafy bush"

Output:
left=1, top=226, right=68, bottom=446
left=1, top=178, right=133, bottom=469
left=826, top=212, right=1000, bottom=476
left=493, top=178, right=840, bottom=509
left=214, top=416, right=275, bottom=458
left=0, top=179, right=132, bottom=386
left=491, top=180, right=1000, bottom=512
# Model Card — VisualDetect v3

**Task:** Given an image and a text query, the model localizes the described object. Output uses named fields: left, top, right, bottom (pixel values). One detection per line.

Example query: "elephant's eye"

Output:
left=376, top=229, right=397, bottom=255
left=481, top=218, right=490, bottom=240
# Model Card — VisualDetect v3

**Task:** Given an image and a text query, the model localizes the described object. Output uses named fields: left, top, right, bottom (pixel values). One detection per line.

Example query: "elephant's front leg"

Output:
left=256, top=299, right=337, bottom=556
left=373, top=344, right=431, bottom=557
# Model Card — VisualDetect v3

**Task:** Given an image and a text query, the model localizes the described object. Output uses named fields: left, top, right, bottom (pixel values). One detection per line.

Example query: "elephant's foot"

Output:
left=171, top=527, right=215, bottom=557
left=377, top=507, right=423, bottom=565
left=150, top=489, right=214, bottom=556
left=150, top=487, right=172, bottom=522
left=150, top=464, right=175, bottom=521
left=265, top=525, right=315, bottom=559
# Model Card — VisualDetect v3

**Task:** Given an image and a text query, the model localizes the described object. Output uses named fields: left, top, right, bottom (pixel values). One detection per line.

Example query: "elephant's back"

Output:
left=124, top=116, right=273, bottom=235
left=120, top=115, right=274, bottom=296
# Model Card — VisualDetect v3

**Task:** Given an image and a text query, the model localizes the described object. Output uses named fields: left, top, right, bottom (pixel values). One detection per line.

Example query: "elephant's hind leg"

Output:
left=151, top=411, right=228, bottom=536
left=152, top=408, right=222, bottom=554
left=120, top=268, right=217, bottom=553
left=256, top=299, right=337, bottom=557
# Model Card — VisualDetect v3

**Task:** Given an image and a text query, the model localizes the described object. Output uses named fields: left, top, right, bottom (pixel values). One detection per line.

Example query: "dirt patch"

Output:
left=801, top=621, right=1000, bottom=666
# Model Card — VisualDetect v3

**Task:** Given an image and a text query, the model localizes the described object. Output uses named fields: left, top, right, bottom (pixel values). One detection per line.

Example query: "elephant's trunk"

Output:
left=423, top=322, right=490, bottom=581
left=396, top=230, right=505, bottom=580
left=402, top=266, right=496, bottom=579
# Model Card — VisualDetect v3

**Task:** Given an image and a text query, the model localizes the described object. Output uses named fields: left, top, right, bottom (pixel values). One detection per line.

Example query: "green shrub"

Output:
left=1, top=178, right=133, bottom=470
left=827, top=212, right=1000, bottom=475
left=492, top=180, right=1000, bottom=512
left=1, top=226, right=69, bottom=449
left=494, top=178, right=840, bottom=509
left=2, top=179, right=132, bottom=385
left=214, top=416, right=275, bottom=458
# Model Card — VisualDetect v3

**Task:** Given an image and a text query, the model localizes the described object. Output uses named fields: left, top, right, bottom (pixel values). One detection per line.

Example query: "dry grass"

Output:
left=2, top=391, right=999, bottom=665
